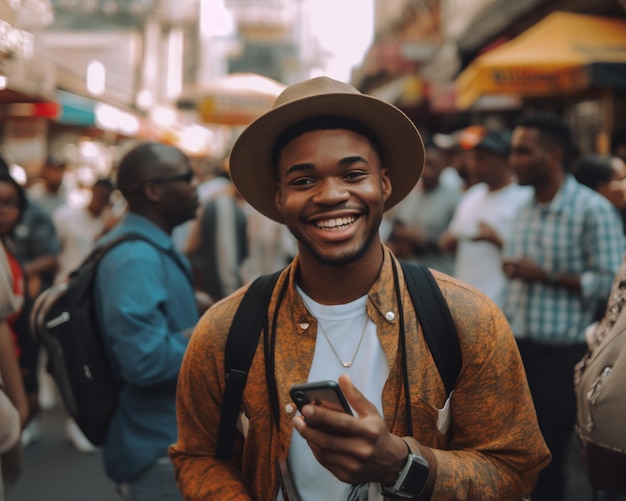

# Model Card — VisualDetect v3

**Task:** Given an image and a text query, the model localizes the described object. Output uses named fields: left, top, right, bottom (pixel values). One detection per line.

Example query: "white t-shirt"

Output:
left=447, top=182, right=532, bottom=305
left=52, top=205, right=108, bottom=283
left=279, top=288, right=389, bottom=501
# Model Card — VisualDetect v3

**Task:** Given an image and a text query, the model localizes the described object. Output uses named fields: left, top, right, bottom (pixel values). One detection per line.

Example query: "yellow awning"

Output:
left=456, top=12, right=626, bottom=109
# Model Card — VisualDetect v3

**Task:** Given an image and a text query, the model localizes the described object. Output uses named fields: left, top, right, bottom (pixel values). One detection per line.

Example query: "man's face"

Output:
left=154, top=160, right=199, bottom=228
left=43, top=165, right=65, bottom=192
left=509, top=127, right=551, bottom=187
left=468, top=148, right=507, bottom=185
left=0, top=181, right=21, bottom=235
left=598, top=158, right=626, bottom=210
left=421, top=147, right=445, bottom=191
left=275, top=128, right=391, bottom=266
left=89, top=185, right=113, bottom=216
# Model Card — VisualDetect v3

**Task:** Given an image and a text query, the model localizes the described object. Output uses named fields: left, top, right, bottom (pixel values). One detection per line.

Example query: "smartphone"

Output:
left=289, top=380, right=353, bottom=415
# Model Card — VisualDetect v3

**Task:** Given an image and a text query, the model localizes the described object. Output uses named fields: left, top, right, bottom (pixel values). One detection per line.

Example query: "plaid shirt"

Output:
left=501, top=175, right=625, bottom=344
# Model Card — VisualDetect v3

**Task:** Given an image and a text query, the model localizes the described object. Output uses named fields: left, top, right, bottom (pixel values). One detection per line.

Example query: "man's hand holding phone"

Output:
left=290, top=379, right=353, bottom=416
left=290, top=374, right=409, bottom=487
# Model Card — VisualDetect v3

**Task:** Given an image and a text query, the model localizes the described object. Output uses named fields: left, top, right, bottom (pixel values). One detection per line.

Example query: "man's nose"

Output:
left=312, top=178, right=350, bottom=204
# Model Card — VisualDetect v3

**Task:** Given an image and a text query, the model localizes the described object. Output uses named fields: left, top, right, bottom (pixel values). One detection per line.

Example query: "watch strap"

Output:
left=404, top=438, right=437, bottom=500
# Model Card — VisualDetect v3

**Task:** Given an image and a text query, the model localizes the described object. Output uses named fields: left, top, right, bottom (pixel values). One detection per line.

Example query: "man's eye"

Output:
left=345, top=171, right=367, bottom=181
left=291, top=177, right=315, bottom=186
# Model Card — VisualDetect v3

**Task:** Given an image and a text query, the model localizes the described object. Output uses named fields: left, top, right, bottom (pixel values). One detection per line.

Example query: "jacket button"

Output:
left=385, top=311, right=395, bottom=321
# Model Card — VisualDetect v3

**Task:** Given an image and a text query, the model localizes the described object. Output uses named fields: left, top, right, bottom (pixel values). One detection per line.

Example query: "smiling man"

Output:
left=170, top=77, right=550, bottom=500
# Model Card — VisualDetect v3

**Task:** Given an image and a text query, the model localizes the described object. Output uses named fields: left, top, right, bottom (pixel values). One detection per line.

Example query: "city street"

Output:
left=9, top=406, right=116, bottom=501
left=8, top=404, right=595, bottom=501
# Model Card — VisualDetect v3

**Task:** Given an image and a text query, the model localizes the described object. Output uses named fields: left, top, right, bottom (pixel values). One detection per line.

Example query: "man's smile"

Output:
left=314, top=216, right=357, bottom=231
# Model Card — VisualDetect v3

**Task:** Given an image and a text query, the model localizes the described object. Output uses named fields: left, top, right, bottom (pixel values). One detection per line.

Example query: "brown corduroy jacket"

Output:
left=170, top=248, right=550, bottom=500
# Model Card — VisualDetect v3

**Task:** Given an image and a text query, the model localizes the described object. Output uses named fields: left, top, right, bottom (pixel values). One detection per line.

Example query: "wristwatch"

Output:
left=380, top=453, right=430, bottom=499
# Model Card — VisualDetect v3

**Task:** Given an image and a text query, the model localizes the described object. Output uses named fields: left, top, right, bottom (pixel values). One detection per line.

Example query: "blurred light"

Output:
left=178, top=125, right=214, bottom=155
left=166, top=28, right=183, bottom=99
left=118, top=111, right=139, bottom=136
left=0, top=76, right=7, bottom=89
left=95, top=103, right=139, bottom=136
left=136, top=89, right=153, bottom=110
left=95, top=103, right=118, bottom=129
left=200, top=0, right=234, bottom=38
left=150, top=106, right=177, bottom=128
left=9, top=164, right=27, bottom=185
left=87, top=60, right=106, bottom=96
left=79, top=141, right=100, bottom=158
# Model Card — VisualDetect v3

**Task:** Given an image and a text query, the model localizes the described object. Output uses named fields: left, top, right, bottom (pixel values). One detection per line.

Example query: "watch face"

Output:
left=399, top=455, right=429, bottom=495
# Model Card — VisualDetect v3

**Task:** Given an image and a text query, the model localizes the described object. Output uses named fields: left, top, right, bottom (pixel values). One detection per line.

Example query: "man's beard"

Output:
left=294, top=211, right=383, bottom=266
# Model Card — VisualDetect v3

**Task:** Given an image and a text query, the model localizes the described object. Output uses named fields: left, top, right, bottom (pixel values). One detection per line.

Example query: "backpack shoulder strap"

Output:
left=215, top=270, right=282, bottom=460
left=400, top=261, right=461, bottom=396
left=80, top=233, right=152, bottom=269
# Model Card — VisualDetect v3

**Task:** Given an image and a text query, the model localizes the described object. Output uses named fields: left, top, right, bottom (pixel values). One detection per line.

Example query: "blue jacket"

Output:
left=94, top=212, right=197, bottom=482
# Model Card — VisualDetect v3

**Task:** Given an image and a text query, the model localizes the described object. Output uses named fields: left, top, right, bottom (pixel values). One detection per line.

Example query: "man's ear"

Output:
left=381, top=168, right=392, bottom=203
left=143, top=182, right=162, bottom=203
left=545, top=146, right=564, bottom=171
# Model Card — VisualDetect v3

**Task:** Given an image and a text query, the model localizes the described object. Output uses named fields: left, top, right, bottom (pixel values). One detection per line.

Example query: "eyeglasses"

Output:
left=147, top=170, right=195, bottom=185
left=0, top=199, right=20, bottom=209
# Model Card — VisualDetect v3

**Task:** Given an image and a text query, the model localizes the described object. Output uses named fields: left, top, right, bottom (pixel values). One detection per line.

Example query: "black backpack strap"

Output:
left=215, top=270, right=282, bottom=460
left=400, top=262, right=461, bottom=396
left=81, top=233, right=152, bottom=269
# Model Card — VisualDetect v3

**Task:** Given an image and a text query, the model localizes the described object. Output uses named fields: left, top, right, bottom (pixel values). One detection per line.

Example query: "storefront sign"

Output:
left=489, top=66, right=588, bottom=93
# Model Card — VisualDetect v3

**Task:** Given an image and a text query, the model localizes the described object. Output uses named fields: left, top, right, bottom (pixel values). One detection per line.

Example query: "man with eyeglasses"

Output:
left=92, top=142, right=207, bottom=501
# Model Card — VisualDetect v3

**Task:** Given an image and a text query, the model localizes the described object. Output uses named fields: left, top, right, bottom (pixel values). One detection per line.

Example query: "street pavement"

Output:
left=9, top=406, right=116, bottom=501
left=8, top=405, right=594, bottom=501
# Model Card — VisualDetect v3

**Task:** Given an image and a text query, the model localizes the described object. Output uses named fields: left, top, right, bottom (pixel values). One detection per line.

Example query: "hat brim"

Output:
left=230, top=92, right=424, bottom=224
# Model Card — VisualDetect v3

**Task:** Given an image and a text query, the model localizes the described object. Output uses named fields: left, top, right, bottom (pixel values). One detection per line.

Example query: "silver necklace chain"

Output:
left=301, top=298, right=369, bottom=368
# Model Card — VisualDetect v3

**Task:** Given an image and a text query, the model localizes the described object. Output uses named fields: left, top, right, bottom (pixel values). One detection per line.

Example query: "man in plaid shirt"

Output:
left=501, top=113, right=625, bottom=501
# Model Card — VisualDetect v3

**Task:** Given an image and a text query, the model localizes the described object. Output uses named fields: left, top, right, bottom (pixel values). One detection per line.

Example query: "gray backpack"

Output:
left=575, top=304, right=626, bottom=495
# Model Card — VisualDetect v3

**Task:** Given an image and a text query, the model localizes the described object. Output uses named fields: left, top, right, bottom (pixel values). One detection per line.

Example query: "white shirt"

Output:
left=52, top=204, right=108, bottom=282
left=280, top=289, right=389, bottom=501
left=447, top=182, right=532, bottom=305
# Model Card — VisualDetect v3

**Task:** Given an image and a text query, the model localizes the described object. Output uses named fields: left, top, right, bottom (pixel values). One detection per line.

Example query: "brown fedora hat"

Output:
left=229, top=76, right=424, bottom=224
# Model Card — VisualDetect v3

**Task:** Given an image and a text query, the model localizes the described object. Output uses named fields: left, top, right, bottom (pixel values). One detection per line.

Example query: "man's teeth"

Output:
left=316, top=216, right=355, bottom=230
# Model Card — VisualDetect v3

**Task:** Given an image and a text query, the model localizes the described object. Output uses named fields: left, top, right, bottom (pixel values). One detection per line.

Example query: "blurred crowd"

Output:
left=1, top=104, right=626, bottom=500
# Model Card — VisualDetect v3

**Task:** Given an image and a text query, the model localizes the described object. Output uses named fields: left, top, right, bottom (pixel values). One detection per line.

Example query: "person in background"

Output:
left=239, top=204, right=298, bottom=284
left=431, top=130, right=466, bottom=191
left=572, top=154, right=626, bottom=234
left=0, top=169, right=32, bottom=495
left=612, top=133, right=626, bottom=166
left=439, top=128, right=532, bottom=306
left=572, top=154, right=626, bottom=322
left=51, top=177, right=115, bottom=453
left=574, top=249, right=626, bottom=501
left=385, top=142, right=461, bottom=275
left=12, top=193, right=59, bottom=302
left=27, top=156, right=67, bottom=215
left=0, top=354, right=22, bottom=501
left=183, top=175, right=248, bottom=302
left=0, top=159, right=58, bottom=448
left=171, top=156, right=231, bottom=253
left=170, top=76, right=550, bottom=500
left=0, top=318, right=26, bottom=501
left=53, top=178, right=115, bottom=283
left=93, top=142, right=207, bottom=501
left=501, top=113, right=625, bottom=501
